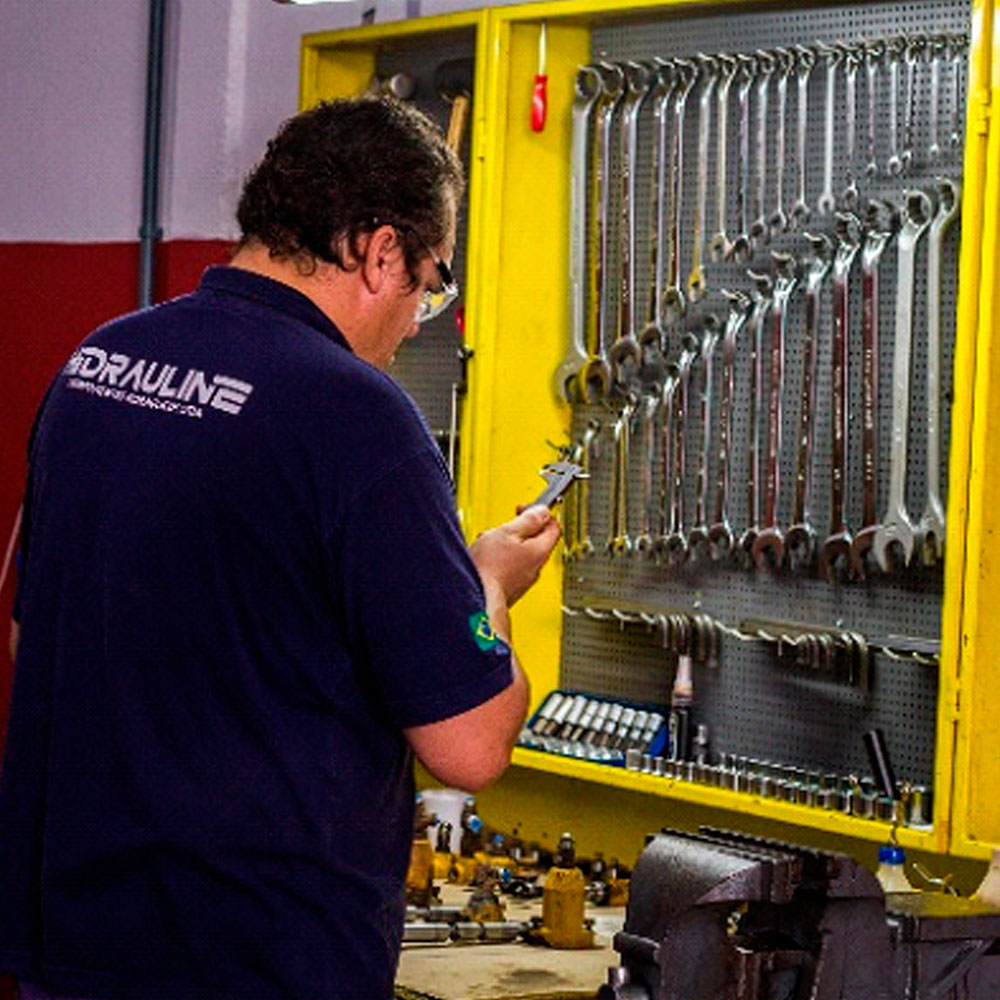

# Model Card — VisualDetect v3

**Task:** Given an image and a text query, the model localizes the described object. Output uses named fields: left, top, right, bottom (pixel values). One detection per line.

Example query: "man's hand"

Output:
left=469, top=505, right=561, bottom=610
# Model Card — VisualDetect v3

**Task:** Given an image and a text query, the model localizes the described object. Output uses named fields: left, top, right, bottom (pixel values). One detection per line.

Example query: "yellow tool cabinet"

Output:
left=301, top=0, right=1000, bottom=871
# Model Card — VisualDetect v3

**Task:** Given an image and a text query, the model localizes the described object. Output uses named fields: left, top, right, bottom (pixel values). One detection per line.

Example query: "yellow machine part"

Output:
left=536, top=866, right=595, bottom=949
left=405, top=839, right=435, bottom=907
left=432, top=851, right=453, bottom=881
left=449, top=855, right=480, bottom=885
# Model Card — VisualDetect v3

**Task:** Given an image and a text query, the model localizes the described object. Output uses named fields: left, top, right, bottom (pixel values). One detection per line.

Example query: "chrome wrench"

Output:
left=850, top=200, right=898, bottom=580
left=555, top=65, right=601, bottom=402
left=789, top=45, right=816, bottom=230
left=665, top=333, right=699, bottom=564
left=708, top=289, right=752, bottom=559
left=608, top=394, right=636, bottom=556
left=573, top=419, right=601, bottom=559
left=818, top=212, right=861, bottom=581
left=688, top=54, right=719, bottom=304
left=709, top=54, right=738, bottom=262
left=864, top=39, right=884, bottom=179
left=786, top=233, right=832, bottom=570
left=750, top=49, right=776, bottom=244
left=816, top=42, right=842, bottom=216
left=663, top=59, right=696, bottom=322
left=842, top=44, right=861, bottom=208
left=949, top=33, right=967, bottom=152
left=688, top=315, right=721, bottom=558
left=918, top=177, right=961, bottom=564
left=581, top=63, right=624, bottom=402
left=769, top=48, right=793, bottom=236
left=753, top=251, right=798, bottom=569
left=728, top=54, right=756, bottom=261
left=872, top=189, right=933, bottom=572
left=901, top=35, right=925, bottom=175
left=610, top=62, right=653, bottom=387
left=738, top=272, right=774, bottom=566
left=634, top=389, right=661, bottom=556
left=886, top=37, right=906, bottom=176
left=927, top=35, right=947, bottom=163
left=656, top=364, right=680, bottom=557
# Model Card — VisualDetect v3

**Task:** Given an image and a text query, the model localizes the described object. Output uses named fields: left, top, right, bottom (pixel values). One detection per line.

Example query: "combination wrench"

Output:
left=708, top=289, right=752, bottom=559
left=886, top=37, right=906, bottom=176
left=738, top=272, right=774, bottom=566
left=665, top=334, right=700, bottom=564
left=917, top=177, right=961, bottom=565
left=662, top=59, right=697, bottom=322
left=816, top=42, right=842, bottom=217
left=688, top=315, right=721, bottom=558
left=872, top=189, right=933, bottom=572
left=849, top=200, right=898, bottom=580
left=750, top=50, right=776, bottom=245
left=607, top=394, right=637, bottom=556
left=901, top=36, right=925, bottom=175
left=949, top=34, right=967, bottom=152
left=818, top=212, right=861, bottom=582
left=555, top=65, right=601, bottom=402
left=610, top=62, right=653, bottom=388
left=634, top=389, right=661, bottom=556
left=687, top=54, right=719, bottom=304
left=708, top=55, right=738, bottom=262
left=927, top=35, right=947, bottom=163
left=639, top=60, right=677, bottom=361
left=769, top=48, right=794, bottom=236
left=572, top=419, right=601, bottom=559
left=752, top=252, right=798, bottom=569
left=728, top=54, right=757, bottom=261
left=656, top=363, right=681, bottom=558
left=786, top=233, right=832, bottom=570
left=789, top=45, right=816, bottom=230
left=864, top=39, right=884, bottom=179
left=842, top=44, right=861, bottom=208
left=581, top=63, right=624, bottom=402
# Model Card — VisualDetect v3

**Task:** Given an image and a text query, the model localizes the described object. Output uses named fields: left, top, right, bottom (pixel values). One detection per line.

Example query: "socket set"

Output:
left=518, top=689, right=667, bottom=764
left=623, top=749, right=933, bottom=828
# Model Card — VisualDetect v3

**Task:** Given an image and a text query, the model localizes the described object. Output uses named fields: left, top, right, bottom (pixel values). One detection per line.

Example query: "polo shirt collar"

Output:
left=198, top=265, right=353, bottom=351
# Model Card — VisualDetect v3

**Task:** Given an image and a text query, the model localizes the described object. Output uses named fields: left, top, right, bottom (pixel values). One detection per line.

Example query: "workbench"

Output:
left=396, top=885, right=624, bottom=1000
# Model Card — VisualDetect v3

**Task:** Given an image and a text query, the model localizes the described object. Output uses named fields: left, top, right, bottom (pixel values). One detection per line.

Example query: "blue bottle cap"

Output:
left=467, top=814, right=483, bottom=833
left=878, top=845, right=906, bottom=865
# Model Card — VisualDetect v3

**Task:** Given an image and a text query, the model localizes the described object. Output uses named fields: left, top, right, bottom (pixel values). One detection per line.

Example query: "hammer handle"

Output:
left=446, top=94, right=471, bottom=155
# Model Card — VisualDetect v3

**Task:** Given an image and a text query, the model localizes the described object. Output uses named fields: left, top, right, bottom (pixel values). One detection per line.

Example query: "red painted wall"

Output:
left=0, top=240, right=233, bottom=741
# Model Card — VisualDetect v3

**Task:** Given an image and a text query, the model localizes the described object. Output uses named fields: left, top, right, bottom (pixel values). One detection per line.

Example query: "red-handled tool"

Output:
left=531, top=22, right=547, bottom=132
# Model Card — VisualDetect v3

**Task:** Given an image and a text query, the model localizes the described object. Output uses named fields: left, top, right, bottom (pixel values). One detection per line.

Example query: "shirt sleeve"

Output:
left=331, top=447, right=514, bottom=730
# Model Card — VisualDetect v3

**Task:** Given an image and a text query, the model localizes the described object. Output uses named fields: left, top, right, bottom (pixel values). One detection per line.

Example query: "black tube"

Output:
left=138, top=0, right=167, bottom=308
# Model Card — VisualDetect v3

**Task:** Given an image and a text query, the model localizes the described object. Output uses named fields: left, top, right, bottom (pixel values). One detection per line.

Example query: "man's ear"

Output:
left=360, top=225, right=402, bottom=293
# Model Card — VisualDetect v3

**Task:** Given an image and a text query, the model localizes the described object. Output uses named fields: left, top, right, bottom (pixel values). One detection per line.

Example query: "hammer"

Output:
left=433, top=57, right=474, bottom=156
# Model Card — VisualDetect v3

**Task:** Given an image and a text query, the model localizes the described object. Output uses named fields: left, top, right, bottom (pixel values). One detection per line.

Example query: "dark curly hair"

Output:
left=237, top=96, right=464, bottom=284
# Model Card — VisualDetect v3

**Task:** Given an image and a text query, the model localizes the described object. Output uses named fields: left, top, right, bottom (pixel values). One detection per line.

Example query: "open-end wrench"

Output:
left=753, top=252, right=798, bottom=570
left=555, top=65, right=601, bottom=402
left=656, top=363, right=680, bottom=558
left=572, top=419, right=601, bottom=559
left=850, top=200, right=898, bottom=580
left=786, top=233, right=832, bottom=570
left=901, top=35, right=925, bottom=175
left=665, top=333, right=700, bottom=564
left=927, top=35, right=947, bottom=163
left=738, top=271, right=774, bottom=566
left=688, top=54, right=719, bottom=304
left=818, top=212, right=861, bottom=582
left=634, top=389, right=661, bottom=556
left=610, top=61, right=653, bottom=388
left=688, top=315, right=721, bottom=558
left=842, top=44, right=861, bottom=208
left=789, top=45, right=815, bottom=230
left=816, top=42, right=842, bottom=216
left=886, top=37, right=906, bottom=176
left=750, top=49, right=776, bottom=245
left=708, top=289, right=752, bottom=559
left=662, top=59, right=697, bottom=322
left=709, top=54, right=738, bottom=262
left=639, top=60, right=677, bottom=362
left=728, top=53, right=756, bottom=261
left=950, top=34, right=967, bottom=152
left=872, top=189, right=933, bottom=572
left=864, top=39, right=884, bottom=179
left=607, top=394, right=636, bottom=556
left=560, top=438, right=583, bottom=559
left=769, top=48, right=793, bottom=236
left=918, top=177, right=961, bottom=565
left=581, top=62, right=624, bottom=402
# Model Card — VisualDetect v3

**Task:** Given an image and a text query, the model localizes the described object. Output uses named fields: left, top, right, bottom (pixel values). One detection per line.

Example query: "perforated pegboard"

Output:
left=376, top=29, right=475, bottom=455
left=559, top=0, right=969, bottom=791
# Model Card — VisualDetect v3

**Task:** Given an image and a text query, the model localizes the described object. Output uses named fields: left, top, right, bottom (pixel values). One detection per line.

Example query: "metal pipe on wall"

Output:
left=138, top=0, right=167, bottom=308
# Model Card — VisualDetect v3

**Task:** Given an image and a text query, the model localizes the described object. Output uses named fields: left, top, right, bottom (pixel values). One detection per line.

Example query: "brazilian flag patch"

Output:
left=469, top=610, right=500, bottom=652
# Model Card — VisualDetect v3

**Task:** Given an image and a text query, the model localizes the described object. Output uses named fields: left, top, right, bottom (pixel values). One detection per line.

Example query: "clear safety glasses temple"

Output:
left=373, top=217, right=459, bottom=324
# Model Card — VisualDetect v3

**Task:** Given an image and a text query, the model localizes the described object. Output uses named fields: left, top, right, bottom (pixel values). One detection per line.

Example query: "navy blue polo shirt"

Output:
left=0, top=266, right=513, bottom=1000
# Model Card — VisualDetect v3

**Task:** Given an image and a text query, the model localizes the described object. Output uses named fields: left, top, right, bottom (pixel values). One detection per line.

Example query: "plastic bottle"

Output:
left=973, top=846, right=1000, bottom=906
left=459, top=796, right=483, bottom=857
left=875, top=845, right=918, bottom=893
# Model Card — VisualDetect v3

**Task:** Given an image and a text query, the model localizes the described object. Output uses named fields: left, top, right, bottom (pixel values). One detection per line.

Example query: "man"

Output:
left=0, top=97, right=560, bottom=1000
